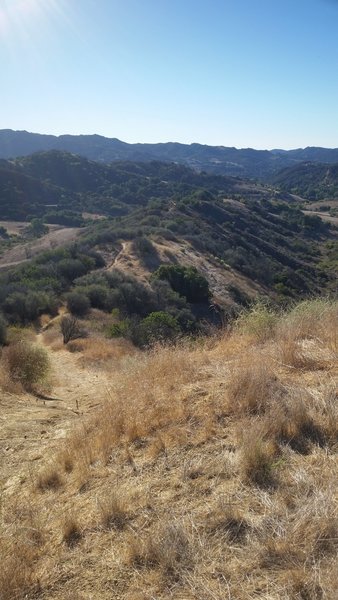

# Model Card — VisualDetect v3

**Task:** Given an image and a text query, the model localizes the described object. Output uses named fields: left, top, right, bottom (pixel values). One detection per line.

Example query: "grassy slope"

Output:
left=1, top=299, right=337, bottom=600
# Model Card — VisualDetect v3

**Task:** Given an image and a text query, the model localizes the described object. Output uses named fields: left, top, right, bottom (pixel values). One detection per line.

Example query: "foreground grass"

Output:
left=0, top=299, right=337, bottom=599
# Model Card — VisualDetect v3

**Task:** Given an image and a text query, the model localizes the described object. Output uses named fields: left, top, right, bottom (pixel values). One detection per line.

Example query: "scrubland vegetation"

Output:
left=0, top=297, right=337, bottom=599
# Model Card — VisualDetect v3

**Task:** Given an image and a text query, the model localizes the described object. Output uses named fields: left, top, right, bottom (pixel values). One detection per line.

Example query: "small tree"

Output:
left=60, top=315, right=86, bottom=344
left=28, top=218, right=48, bottom=238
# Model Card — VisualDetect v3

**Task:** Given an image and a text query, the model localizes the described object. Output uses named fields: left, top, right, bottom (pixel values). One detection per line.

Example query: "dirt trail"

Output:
left=0, top=335, right=110, bottom=494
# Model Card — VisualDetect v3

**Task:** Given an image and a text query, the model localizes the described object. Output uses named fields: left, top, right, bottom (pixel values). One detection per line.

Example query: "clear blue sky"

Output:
left=1, top=0, right=338, bottom=149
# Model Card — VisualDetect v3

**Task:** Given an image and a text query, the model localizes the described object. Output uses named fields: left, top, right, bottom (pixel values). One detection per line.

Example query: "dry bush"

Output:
left=2, top=340, right=51, bottom=392
left=36, top=464, right=63, bottom=492
left=66, top=338, right=87, bottom=353
left=0, top=361, right=23, bottom=393
left=227, top=358, right=282, bottom=415
left=62, top=514, right=82, bottom=547
left=60, top=315, right=87, bottom=344
left=41, top=327, right=63, bottom=350
left=240, top=421, right=280, bottom=487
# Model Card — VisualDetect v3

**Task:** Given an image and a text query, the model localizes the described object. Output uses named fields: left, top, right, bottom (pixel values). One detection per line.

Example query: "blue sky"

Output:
left=1, top=0, right=338, bottom=148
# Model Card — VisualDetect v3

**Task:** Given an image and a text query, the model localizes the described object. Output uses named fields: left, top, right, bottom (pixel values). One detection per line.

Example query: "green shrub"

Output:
left=66, top=292, right=90, bottom=317
left=4, top=341, right=50, bottom=390
left=138, top=311, right=180, bottom=346
left=57, top=258, right=88, bottom=282
left=3, top=291, right=58, bottom=324
left=86, top=284, right=109, bottom=309
left=152, top=264, right=210, bottom=303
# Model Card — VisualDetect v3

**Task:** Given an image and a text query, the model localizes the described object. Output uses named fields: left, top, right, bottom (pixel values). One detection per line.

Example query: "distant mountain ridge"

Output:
left=1, top=129, right=338, bottom=180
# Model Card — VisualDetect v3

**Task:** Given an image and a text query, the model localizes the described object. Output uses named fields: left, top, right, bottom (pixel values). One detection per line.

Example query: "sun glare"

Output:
left=0, top=0, right=66, bottom=40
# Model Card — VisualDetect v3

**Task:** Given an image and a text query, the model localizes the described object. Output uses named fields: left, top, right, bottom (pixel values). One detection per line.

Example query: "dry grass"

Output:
left=98, top=490, right=131, bottom=530
left=205, top=500, right=249, bottom=543
left=227, top=357, right=283, bottom=415
left=234, top=300, right=279, bottom=342
left=0, top=299, right=337, bottom=600
left=76, top=336, right=137, bottom=367
left=127, top=519, right=194, bottom=580
left=0, top=537, right=39, bottom=600
left=239, top=420, right=280, bottom=487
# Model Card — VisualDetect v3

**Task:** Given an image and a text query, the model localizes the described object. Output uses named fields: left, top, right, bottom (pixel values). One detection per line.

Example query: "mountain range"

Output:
left=2, top=129, right=338, bottom=180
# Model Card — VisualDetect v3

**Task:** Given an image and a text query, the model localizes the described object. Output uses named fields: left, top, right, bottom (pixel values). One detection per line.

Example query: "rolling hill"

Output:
left=272, top=162, right=338, bottom=200
left=2, top=129, right=338, bottom=179
left=0, top=150, right=335, bottom=334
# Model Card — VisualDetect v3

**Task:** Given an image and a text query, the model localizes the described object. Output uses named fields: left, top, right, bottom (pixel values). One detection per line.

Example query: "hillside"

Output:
left=2, top=129, right=338, bottom=179
left=0, top=150, right=335, bottom=336
left=272, top=162, right=338, bottom=201
left=0, top=151, right=272, bottom=222
left=0, top=299, right=337, bottom=599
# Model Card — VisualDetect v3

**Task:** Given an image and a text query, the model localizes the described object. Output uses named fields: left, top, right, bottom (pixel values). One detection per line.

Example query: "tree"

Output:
left=28, top=218, right=48, bottom=238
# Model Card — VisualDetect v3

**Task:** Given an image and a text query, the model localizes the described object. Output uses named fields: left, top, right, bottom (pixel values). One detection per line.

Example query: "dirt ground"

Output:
left=0, top=334, right=111, bottom=495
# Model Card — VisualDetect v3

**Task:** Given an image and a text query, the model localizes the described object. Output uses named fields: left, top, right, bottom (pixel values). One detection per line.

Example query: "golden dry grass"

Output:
left=0, top=299, right=337, bottom=600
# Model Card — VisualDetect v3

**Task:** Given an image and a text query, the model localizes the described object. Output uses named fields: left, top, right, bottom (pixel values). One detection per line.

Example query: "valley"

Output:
left=0, top=140, right=337, bottom=600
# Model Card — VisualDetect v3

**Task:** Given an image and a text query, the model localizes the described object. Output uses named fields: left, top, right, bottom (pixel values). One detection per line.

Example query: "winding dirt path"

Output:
left=0, top=335, right=110, bottom=494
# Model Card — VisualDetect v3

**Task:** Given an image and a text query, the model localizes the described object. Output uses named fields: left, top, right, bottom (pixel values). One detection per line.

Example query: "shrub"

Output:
left=57, top=258, right=87, bottom=282
left=152, top=264, right=211, bottom=303
left=235, top=300, right=279, bottom=342
left=4, top=341, right=50, bottom=391
left=3, top=291, right=58, bottom=324
left=138, top=311, right=180, bottom=346
left=132, top=236, right=157, bottom=257
left=85, top=284, right=109, bottom=309
left=60, top=315, right=87, bottom=344
left=66, top=291, right=90, bottom=317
